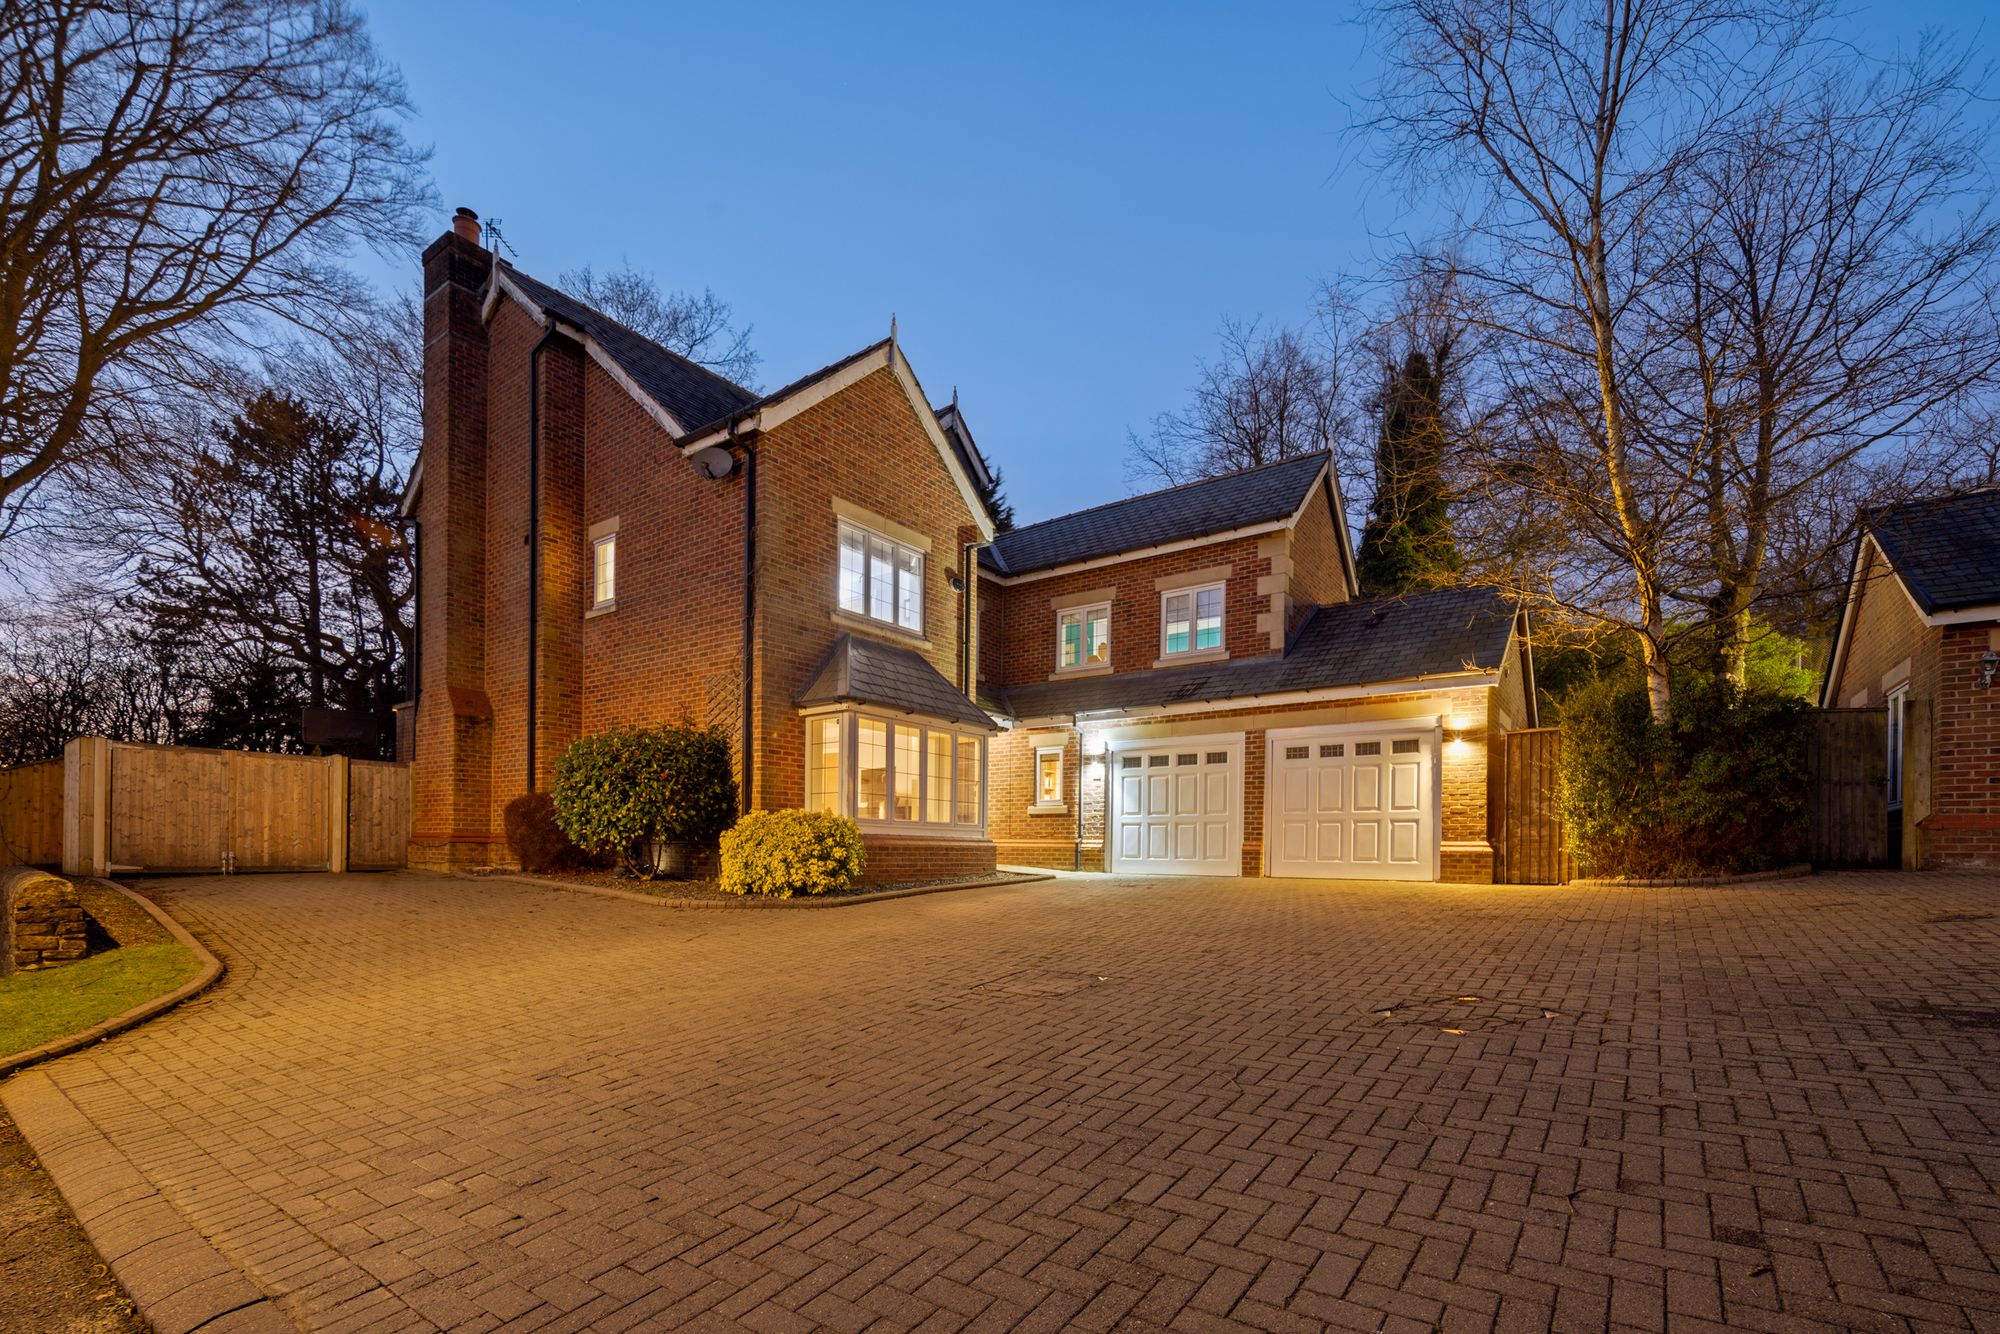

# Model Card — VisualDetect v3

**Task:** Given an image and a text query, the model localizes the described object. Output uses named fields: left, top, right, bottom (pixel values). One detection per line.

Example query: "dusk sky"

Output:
left=363, top=1, right=1992, bottom=526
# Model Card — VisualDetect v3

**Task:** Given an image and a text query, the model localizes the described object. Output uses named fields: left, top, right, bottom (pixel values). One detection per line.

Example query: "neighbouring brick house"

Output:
left=1821, top=488, right=2000, bottom=869
left=405, top=212, right=1536, bottom=883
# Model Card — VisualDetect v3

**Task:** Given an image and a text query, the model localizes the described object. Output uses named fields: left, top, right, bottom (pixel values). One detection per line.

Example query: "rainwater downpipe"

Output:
left=739, top=439, right=758, bottom=815
left=524, top=319, right=564, bottom=793
left=1075, top=718, right=1085, bottom=871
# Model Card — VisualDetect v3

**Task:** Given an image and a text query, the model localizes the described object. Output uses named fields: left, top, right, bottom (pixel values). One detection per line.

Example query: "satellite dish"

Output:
left=690, top=446, right=736, bottom=479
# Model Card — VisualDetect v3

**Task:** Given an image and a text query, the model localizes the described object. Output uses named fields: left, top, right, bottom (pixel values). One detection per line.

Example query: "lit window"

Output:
left=1058, top=604, right=1110, bottom=670
left=1033, top=746, right=1065, bottom=809
left=805, top=712, right=986, bottom=829
left=592, top=534, right=616, bottom=608
left=807, top=716, right=841, bottom=814
left=837, top=521, right=923, bottom=633
left=1161, top=583, right=1223, bottom=657
left=893, top=726, right=921, bottom=821
left=857, top=718, right=887, bottom=821
left=955, top=737, right=981, bottom=824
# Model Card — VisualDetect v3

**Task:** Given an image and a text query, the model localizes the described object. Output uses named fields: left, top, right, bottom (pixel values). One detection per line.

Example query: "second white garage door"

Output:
left=1108, top=738, right=1243, bottom=876
left=1266, top=724, right=1437, bottom=880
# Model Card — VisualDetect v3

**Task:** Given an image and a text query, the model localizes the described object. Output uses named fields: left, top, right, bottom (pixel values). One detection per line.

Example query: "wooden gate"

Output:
left=1495, top=727, right=1571, bottom=884
left=0, top=759, right=63, bottom=866
left=347, top=760, right=412, bottom=870
left=1806, top=708, right=1888, bottom=868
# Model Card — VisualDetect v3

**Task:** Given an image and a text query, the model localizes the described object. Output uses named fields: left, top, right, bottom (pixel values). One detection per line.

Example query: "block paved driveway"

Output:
left=10, top=869, right=2000, bottom=1334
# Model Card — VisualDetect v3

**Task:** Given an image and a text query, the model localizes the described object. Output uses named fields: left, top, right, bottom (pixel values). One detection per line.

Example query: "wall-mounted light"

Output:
left=1979, top=651, right=1998, bottom=690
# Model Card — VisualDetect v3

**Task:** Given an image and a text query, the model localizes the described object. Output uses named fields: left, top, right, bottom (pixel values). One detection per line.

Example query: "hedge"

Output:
left=719, top=809, right=866, bottom=898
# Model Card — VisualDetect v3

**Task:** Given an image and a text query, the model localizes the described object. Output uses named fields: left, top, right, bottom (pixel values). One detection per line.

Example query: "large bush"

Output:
left=1557, top=673, right=1811, bottom=879
left=551, top=723, right=738, bottom=876
left=719, top=809, right=866, bottom=898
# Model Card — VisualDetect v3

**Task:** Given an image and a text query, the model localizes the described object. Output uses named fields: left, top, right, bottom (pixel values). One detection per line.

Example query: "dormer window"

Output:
left=837, top=520, right=923, bottom=633
left=1161, top=583, right=1223, bottom=657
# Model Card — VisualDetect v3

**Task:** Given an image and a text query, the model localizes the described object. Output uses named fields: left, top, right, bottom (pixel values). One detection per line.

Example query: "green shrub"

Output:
left=719, top=809, right=866, bottom=898
left=502, top=791, right=590, bottom=873
left=1557, top=672, right=1811, bottom=879
left=551, top=723, right=738, bottom=876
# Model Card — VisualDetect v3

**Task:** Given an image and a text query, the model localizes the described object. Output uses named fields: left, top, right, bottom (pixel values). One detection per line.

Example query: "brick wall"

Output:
left=1927, top=624, right=2000, bottom=867
left=1831, top=546, right=1939, bottom=711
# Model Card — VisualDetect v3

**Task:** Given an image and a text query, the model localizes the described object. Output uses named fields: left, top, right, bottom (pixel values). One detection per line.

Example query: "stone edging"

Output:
left=1566, top=863, right=1814, bottom=889
left=0, top=878, right=225, bottom=1079
left=470, top=870, right=1053, bottom=910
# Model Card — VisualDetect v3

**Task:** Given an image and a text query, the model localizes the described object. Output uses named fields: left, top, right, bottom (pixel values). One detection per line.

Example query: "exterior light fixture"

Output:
left=1979, top=651, right=1999, bottom=690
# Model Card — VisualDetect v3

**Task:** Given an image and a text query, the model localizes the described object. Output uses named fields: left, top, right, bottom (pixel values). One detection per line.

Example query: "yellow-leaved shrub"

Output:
left=719, top=809, right=866, bottom=897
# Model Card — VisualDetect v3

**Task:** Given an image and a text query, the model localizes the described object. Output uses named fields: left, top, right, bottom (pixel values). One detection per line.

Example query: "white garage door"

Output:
left=1267, top=727, right=1436, bottom=880
left=1109, top=740, right=1242, bottom=876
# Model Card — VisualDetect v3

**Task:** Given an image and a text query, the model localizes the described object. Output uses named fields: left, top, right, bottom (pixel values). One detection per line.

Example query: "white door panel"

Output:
left=1267, top=729, right=1436, bottom=880
left=1107, top=741, right=1241, bottom=876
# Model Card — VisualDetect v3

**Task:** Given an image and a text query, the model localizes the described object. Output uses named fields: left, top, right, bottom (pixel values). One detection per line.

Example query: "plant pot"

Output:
left=639, top=839, right=692, bottom=879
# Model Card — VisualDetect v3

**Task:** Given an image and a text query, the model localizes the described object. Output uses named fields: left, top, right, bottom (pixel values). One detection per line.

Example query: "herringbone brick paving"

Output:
left=12, top=870, right=2000, bottom=1332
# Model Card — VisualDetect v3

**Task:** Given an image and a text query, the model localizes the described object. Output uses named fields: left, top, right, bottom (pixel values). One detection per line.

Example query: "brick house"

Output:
left=405, top=213, right=1536, bottom=883
left=1821, top=489, right=2000, bottom=868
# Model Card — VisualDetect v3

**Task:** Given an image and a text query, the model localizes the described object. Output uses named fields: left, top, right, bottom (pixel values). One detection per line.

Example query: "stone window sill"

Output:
left=585, top=601, right=617, bottom=619
left=1152, top=647, right=1229, bottom=670
left=1027, top=802, right=1070, bottom=816
left=1049, top=662, right=1115, bottom=681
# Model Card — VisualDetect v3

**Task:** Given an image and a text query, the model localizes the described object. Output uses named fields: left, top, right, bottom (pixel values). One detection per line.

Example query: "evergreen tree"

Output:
left=1357, top=350, right=1460, bottom=595
left=978, top=466, right=1016, bottom=533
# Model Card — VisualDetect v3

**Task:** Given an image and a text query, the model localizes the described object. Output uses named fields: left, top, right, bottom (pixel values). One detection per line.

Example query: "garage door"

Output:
left=1109, top=740, right=1241, bottom=876
left=1267, top=728, right=1436, bottom=880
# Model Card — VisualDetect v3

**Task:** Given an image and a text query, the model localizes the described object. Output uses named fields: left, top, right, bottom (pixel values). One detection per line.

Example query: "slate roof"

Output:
left=1866, top=488, right=2000, bottom=613
left=796, top=634, right=999, bottom=731
left=680, top=339, right=891, bottom=441
left=987, top=586, right=1518, bottom=721
left=982, top=452, right=1331, bottom=576
left=499, top=265, right=759, bottom=435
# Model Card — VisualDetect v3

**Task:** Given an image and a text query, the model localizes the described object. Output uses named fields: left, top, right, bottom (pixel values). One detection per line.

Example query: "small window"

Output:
left=927, top=731, right=953, bottom=824
left=1160, top=583, right=1224, bottom=657
left=1392, top=738, right=1420, bottom=754
left=1147, top=754, right=1169, bottom=767
left=591, top=533, right=617, bottom=608
left=1319, top=744, right=1343, bottom=758
left=1175, top=753, right=1198, bottom=766
left=1034, top=747, right=1065, bottom=808
left=857, top=718, right=888, bottom=821
left=893, top=726, right=921, bottom=821
left=1355, top=741, right=1382, bottom=756
left=1120, top=756, right=1141, bottom=770
left=807, top=715, right=841, bottom=814
left=955, top=737, right=982, bottom=824
left=837, top=521, right=923, bottom=633
left=1285, top=745, right=1310, bottom=760
left=1206, top=752, right=1228, bottom=765
left=1058, top=604, right=1111, bottom=670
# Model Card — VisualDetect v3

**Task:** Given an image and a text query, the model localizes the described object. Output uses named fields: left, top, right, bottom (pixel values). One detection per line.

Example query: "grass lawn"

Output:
left=0, top=883, right=201, bottom=1060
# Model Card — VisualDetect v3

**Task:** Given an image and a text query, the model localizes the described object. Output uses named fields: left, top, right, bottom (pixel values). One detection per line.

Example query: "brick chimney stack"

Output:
left=452, top=206, right=482, bottom=246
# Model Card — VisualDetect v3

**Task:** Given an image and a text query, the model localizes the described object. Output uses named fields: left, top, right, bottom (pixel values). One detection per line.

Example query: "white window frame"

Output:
left=1886, top=684, right=1907, bottom=810
left=1056, top=603, right=1111, bottom=672
left=1159, top=582, right=1225, bottom=659
left=802, top=709, right=986, bottom=834
left=591, top=534, right=617, bottom=609
left=837, top=520, right=924, bottom=634
left=1030, top=744, right=1066, bottom=813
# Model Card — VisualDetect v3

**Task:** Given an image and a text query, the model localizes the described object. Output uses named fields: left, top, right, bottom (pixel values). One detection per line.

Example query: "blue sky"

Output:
left=361, top=1, right=1991, bottom=526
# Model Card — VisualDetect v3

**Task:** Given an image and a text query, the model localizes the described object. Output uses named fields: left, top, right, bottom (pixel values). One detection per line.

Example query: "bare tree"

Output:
left=1374, top=0, right=1999, bottom=716
left=0, top=0, right=431, bottom=558
left=1126, top=318, right=1350, bottom=489
left=558, top=265, right=761, bottom=387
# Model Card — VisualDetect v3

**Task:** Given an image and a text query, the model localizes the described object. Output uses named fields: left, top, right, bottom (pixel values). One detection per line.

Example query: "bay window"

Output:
left=802, top=711, right=986, bottom=831
left=837, top=521, right=924, bottom=633
left=1161, top=583, right=1223, bottom=657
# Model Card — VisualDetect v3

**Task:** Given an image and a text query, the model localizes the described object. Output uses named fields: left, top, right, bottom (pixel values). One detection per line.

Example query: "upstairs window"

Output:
left=1161, top=583, right=1223, bottom=657
left=591, top=533, right=617, bottom=609
left=1058, top=604, right=1110, bottom=670
left=838, top=521, right=923, bottom=633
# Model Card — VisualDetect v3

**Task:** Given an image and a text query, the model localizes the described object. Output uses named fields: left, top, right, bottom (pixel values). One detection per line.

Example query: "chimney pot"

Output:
left=452, top=207, right=481, bottom=246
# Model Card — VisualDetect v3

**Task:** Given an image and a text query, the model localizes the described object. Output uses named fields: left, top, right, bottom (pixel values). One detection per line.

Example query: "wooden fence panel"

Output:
left=1806, top=708, right=1887, bottom=868
left=348, top=760, right=411, bottom=869
left=0, top=759, right=64, bottom=866
left=228, top=751, right=331, bottom=871
left=109, top=743, right=229, bottom=872
left=1498, top=728, right=1571, bottom=884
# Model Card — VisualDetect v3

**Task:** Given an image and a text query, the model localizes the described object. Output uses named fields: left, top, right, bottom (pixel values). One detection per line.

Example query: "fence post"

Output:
left=61, top=737, right=110, bottom=878
left=326, top=755, right=350, bottom=874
